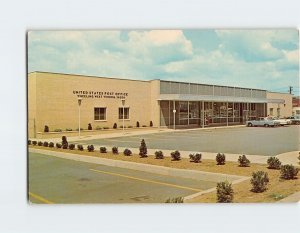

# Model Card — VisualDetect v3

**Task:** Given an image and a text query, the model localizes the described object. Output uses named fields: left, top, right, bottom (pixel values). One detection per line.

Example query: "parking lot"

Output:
left=73, top=125, right=300, bottom=156
left=29, top=152, right=218, bottom=203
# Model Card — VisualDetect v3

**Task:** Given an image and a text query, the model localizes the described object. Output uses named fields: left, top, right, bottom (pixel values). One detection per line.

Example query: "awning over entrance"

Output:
left=158, top=94, right=269, bottom=103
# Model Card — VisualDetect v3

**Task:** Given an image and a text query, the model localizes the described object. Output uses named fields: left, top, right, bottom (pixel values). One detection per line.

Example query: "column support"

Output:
left=202, top=101, right=204, bottom=128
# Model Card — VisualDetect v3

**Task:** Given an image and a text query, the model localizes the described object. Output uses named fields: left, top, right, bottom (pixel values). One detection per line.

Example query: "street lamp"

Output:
left=78, top=97, right=82, bottom=138
left=122, top=99, right=125, bottom=134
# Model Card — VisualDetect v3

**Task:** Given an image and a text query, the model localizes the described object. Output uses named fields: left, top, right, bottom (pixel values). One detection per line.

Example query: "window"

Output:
left=94, top=108, right=106, bottom=120
left=119, top=107, right=129, bottom=119
left=269, top=108, right=273, bottom=116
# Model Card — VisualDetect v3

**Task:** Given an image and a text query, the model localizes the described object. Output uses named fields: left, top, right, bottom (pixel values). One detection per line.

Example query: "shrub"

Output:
left=171, top=150, right=181, bottom=161
left=267, top=156, right=281, bottom=169
left=128, top=125, right=133, bottom=128
left=165, top=197, right=184, bottom=203
left=216, top=181, right=234, bottom=203
left=49, top=142, right=54, bottom=147
left=38, top=141, right=43, bottom=146
left=150, top=121, right=153, bottom=127
left=69, top=144, right=75, bottom=150
left=54, top=129, right=62, bottom=132
left=32, top=141, right=37, bottom=146
left=142, top=125, right=147, bottom=127
left=77, top=144, right=84, bottom=151
left=139, top=139, right=148, bottom=158
left=44, top=125, right=49, bottom=132
left=251, top=171, right=269, bottom=193
left=56, top=143, right=62, bottom=148
left=216, top=153, right=226, bottom=165
left=65, top=128, right=72, bottom=131
left=113, top=123, right=117, bottom=129
left=62, top=136, right=68, bottom=149
left=155, top=151, right=164, bottom=159
left=280, top=164, right=299, bottom=180
left=136, top=121, right=140, bottom=127
left=76, top=128, right=83, bottom=131
left=43, top=141, right=49, bottom=147
left=238, top=155, right=250, bottom=167
left=100, top=147, right=107, bottom=153
left=119, top=125, right=126, bottom=128
left=189, top=153, right=202, bottom=163
left=123, top=149, right=132, bottom=156
left=88, top=123, right=92, bottom=130
left=103, top=127, right=109, bottom=130
left=28, top=140, right=31, bottom=145
left=96, top=126, right=102, bottom=130
left=87, top=145, right=94, bottom=152
left=112, top=146, right=118, bottom=154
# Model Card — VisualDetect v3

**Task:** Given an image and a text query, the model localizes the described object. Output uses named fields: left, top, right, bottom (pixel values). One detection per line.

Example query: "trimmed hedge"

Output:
left=189, top=153, right=202, bottom=163
left=155, top=151, right=164, bottom=159
left=49, top=142, right=54, bottom=148
left=56, top=143, right=62, bottom=148
left=69, top=144, right=75, bottom=150
left=123, top=149, right=132, bottom=156
left=32, top=141, right=37, bottom=146
left=139, top=139, right=148, bottom=158
left=87, top=145, right=94, bottom=152
left=100, top=147, right=107, bottom=153
left=112, top=146, right=118, bottom=154
left=77, top=144, right=84, bottom=151
left=43, top=141, right=49, bottom=147
left=171, top=150, right=181, bottom=161
left=38, top=141, right=43, bottom=146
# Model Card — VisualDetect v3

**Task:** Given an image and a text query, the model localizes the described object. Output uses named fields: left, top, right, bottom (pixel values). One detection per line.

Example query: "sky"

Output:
left=28, top=30, right=299, bottom=94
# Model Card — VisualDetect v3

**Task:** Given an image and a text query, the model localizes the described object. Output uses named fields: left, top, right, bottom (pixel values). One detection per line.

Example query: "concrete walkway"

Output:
left=278, top=191, right=300, bottom=203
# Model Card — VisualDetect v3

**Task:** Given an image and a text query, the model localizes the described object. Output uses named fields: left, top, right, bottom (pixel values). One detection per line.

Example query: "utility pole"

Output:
left=289, top=86, right=293, bottom=94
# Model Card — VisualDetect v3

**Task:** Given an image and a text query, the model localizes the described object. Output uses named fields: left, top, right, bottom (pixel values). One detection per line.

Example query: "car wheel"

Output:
left=247, top=123, right=253, bottom=127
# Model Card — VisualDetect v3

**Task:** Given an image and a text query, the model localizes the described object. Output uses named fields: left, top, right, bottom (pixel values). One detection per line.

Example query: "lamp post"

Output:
left=78, top=97, right=82, bottom=138
left=122, top=99, right=125, bottom=134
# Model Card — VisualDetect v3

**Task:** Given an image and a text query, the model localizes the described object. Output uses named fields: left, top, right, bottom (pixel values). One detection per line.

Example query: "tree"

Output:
left=139, top=139, right=148, bottom=158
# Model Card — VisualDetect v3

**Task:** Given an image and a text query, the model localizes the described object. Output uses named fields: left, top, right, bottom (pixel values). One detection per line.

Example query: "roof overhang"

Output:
left=158, top=94, right=268, bottom=103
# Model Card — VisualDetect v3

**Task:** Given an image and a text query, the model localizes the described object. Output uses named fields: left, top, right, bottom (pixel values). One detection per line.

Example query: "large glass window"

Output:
left=94, top=108, right=106, bottom=120
left=119, top=107, right=130, bottom=119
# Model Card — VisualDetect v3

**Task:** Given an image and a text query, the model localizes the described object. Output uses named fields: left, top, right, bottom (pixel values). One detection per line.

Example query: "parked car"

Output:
left=246, top=117, right=280, bottom=127
left=269, top=117, right=291, bottom=126
left=286, top=115, right=300, bottom=125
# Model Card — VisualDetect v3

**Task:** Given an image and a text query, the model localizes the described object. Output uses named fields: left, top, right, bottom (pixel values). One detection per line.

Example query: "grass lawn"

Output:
left=28, top=145, right=300, bottom=203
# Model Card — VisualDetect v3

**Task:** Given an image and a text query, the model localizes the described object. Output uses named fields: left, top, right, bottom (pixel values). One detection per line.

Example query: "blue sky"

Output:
left=28, top=30, right=299, bottom=94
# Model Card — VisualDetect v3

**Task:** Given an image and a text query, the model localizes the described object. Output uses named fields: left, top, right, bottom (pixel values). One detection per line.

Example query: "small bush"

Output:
left=69, top=144, right=75, bottom=150
left=49, top=142, right=54, bottom=147
left=112, top=146, right=118, bottom=154
left=136, top=121, right=140, bottom=127
left=43, top=141, right=49, bottom=147
left=189, top=153, right=202, bottom=163
left=65, top=128, right=72, bottom=131
left=119, top=125, right=126, bottom=128
left=77, top=144, right=84, bottom=151
left=280, top=164, right=299, bottom=180
left=62, top=136, right=68, bottom=149
left=267, top=156, right=281, bottom=169
left=165, top=197, right=184, bottom=203
left=171, top=150, right=181, bottom=161
left=96, top=126, right=102, bottom=130
left=251, top=171, right=269, bottom=193
left=128, top=125, right=133, bottom=128
left=76, top=128, right=83, bottom=131
left=155, top=151, right=164, bottom=159
left=28, top=140, right=31, bottom=145
left=103, top=127, right=109, bottom=130
left=100, top=147, right=107, bottom=153
left=87, top=145, right=94, bottom=152
left=32, top=141, right=37, bottom=146
left=44, top=125, right=49, bottom=132
left=150, top=121, right=153, bottom=127
left=38, top=141, right=43, bottom=146
left=216, top=181, right=234, bottom=203
left=56, top=143, right=62, bottom=148
left=238, top=155, right=250, bottom=167
left=123, top=149, right=132, bottom=156
left=113, top=123, right=117, bottom=129
left=88, top=123, right=92, bottom=130
left=216, top=153, right=226, bottom=165
left=54, top=128, right=62, bottom=132
left=142, top=125, right=147, bottom=127
left=139, top=139, right=148, bottom=158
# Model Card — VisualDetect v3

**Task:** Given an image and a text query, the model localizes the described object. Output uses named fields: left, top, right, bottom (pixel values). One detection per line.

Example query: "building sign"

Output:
left=73, top=90, right=128, bottom=99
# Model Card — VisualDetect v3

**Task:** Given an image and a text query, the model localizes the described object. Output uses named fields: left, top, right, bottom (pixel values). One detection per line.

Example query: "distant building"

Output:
left=27, top=72, right=293, bottom=138
left=292, top=96, right=300, bottom=115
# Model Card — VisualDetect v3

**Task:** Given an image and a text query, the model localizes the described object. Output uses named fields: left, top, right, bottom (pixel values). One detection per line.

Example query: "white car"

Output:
left=246, top=117, right=280, bottom=127
left=270, top=117, right=291, bottom=126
